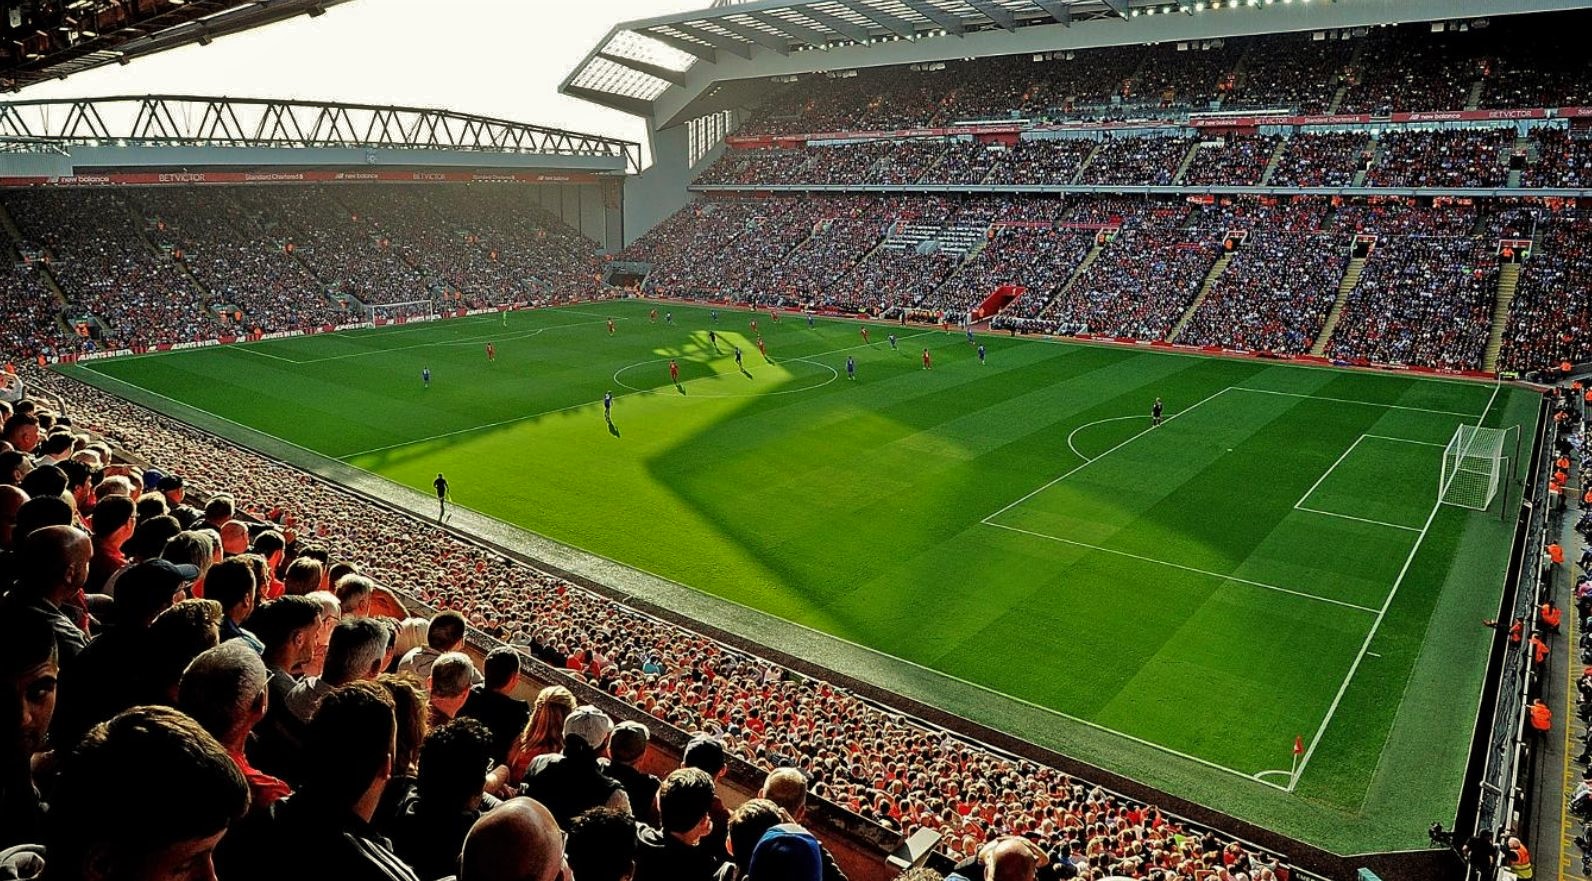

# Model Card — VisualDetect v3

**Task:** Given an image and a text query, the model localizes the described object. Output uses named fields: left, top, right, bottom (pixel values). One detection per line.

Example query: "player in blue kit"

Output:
left=966, top=326, right=975, bottom=344
left=846, top=355, right=856, bottom=380
left=708, top=329, right=719, bottom=352
left=888, top=333, right=897, bottom=351
left=733, top=346, right=743, bottom=370
left=603, top=391, right=613, bottom=421
left=421, top=367, right=431, bottom=388
left=977, top=344, right=986, bottom=365
left=807, top=313, right=815, bottom=329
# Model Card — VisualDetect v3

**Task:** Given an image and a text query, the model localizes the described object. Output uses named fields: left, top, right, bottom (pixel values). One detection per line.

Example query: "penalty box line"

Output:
left=1292, top=433, right=1443, bottom=534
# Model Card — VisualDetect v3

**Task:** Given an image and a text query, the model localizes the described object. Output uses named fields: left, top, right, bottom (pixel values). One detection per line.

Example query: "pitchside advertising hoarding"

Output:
left=0, top=170, right=606, bottom=187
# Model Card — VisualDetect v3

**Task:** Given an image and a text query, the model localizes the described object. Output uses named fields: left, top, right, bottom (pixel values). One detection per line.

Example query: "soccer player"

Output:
left=750, top=317, right=759, bottom=335
left=649, top=308, right=658, bottom=323
left=860, top=327, right=870, bottom=345
left=733, top=346, right=744, bottom=370
left=501, top=310, right=509, bottom=327
left=770, top=309, right=780, bottom=323
left=922, top=349, right=932, bottom=370
left=603, top=391, right=613, bottom=421
left=665, top=311, right=673, bottom=325
left=607, top=318, right=616, bottom=335
left=807, top=313, right=816, bottom=329
left=421, top=367, right=431, bottom=388
left=711, top=309, right=719, bottom=324
left=1151, top=397, right=1164, bottom=426
left=977, top=343, right=986, bottom=365
left=888, top=333, right=897, bottom=351
left=486, top=342, right=496, bottom=362
left=433, top=473, right=449, bottom=519
left=708, top=329, right=719, bottom=352
left=756, top=336, right=768, bottom=361
left=669, top=359, right=680, bottom=385
left=966, top=326, right=976, bottom=344
left=846, top=355, right=856, bottom=381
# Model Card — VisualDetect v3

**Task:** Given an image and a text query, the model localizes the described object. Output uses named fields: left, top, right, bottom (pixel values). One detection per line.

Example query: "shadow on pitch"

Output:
left=606, top=418, right=621, bottom=438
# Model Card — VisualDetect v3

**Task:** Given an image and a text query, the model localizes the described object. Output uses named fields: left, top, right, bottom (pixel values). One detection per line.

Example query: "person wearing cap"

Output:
left=635, top=767, right=723, bottom=881
left=746, top=823, right=824, bottom=881
left=156, top=474, right=202, bottom=529
left=759, top=770, right=847, bottom=881
left=49, top=557, right=198, bottom=750
left=684, top=734, right=732, bottom=858
left=604, top=720, right=662, bottom=827
left=521, top=704, right=631, bottom=829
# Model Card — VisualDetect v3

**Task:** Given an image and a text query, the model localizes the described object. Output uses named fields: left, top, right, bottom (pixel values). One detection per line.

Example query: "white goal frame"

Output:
left=1439, top=424, right=1508, bottom=511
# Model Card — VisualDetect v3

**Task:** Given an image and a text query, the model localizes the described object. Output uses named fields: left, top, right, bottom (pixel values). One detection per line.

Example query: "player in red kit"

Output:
left=669, top=359, right=680, bottom=385
left=649, top=308, right=658, bottom=323
left=750, top=317, right=759, bottom=335
left=485, top=342, right=496, bottom=362
left=922, top=348, right=932, bottom=370
left=860, top=327, right=870, bottom=344
left=756, top=336, right=768, bottom=361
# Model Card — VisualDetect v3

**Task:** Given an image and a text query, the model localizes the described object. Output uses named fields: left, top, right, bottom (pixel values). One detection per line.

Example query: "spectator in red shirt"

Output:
left=85, top=493, right=134, bottom=594
left=179, top=639, right=293, bottom=811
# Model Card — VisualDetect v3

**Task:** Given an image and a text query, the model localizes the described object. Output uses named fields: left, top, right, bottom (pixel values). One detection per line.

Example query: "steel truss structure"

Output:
left=0, top=95, right=641, bottom=171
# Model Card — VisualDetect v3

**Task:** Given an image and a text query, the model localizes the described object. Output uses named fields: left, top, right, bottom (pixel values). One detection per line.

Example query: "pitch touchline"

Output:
left=983, top=521, right=1379, bottom=614
left=1287, top=378, right=1504, bottom=790
left=1230, top=386, right=1483, bottom=418
left=335, top=329, right=941, bottom=460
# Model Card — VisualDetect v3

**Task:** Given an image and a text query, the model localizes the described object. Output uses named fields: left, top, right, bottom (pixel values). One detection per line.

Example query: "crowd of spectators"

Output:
left=1179, top=135, right=1282, bottom=187
left=0, top=262, right=63, bottom=363
left=3, top=188, right=218, bottom=353
left=1365, top=129, right=1514, bottom=189
left=1178, top=231, right=1346, bottom=354
left=0, top=364, right=1298, bottom=880
left=1325, top=235, right=1498, bottom=370
left=1500, top=210, right=1592, bottom=373
left=1075, top=136, right=1195, bottom=187
left=132, top=187, right=348, bottom=331
left=1525, top=129, right=1592, bottom=189
left=1265, top=133, right=1370, bottom=188
left=1336, top=25, right=1486, bottom=116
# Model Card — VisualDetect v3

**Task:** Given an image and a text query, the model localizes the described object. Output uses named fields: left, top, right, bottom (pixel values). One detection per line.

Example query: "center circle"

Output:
left=612, top=356, right=839, bottom=397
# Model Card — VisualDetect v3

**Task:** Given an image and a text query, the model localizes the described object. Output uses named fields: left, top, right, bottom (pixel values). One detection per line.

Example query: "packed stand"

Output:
left=131, top=188, right=349, bottom=331
left=1128, top=43, right=1241, bottom=112
left=1337, top=25, right=1485, bottom=115
left=0, top=368, right=1297, bottom=880
left=1266, top=133, right=1370, bottom=188
left=936, top=227, right=1094, bottom=320
left=1221, top=35, right=1352, bottom=115
left=1076, top=135, right=1195, bottom=187
left=1500, top=211, right=1592, bottom=374
left=1178, top=231, right=1347, bottom=354
left=1475, top=14, right=1592, bottom=109
left=1365, top=128, right=1514, bottom=189
left=3, top=189, right=218, bottom=353
left=1325, top=235, right=1498, bottom=370
left=0, top=261, right=63, bottom=363
left=1180, top=135, right=1282, bottom=187
left=1525, top=129, right=1592, bottom=189
left=984, top=139, right=1096, bottom=187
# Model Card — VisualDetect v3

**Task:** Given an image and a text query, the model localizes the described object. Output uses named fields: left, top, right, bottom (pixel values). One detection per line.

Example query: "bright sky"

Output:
left=19, top=0, right=705, bottom=147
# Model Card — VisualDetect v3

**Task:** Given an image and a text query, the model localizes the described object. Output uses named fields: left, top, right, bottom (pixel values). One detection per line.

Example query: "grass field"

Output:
left=65, top=300, right=1540, bottom=853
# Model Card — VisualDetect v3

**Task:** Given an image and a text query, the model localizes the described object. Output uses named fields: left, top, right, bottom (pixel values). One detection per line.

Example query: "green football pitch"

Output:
left=64, top=300, right=1540, bottom=853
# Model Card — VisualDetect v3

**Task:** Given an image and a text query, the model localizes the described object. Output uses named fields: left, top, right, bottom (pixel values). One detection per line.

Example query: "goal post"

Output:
left=1440, top=425, right=1508, bottom=511
left=365, top=300, right=437, bottom=325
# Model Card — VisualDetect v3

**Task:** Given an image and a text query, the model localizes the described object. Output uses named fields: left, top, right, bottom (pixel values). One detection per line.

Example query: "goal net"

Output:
left=365, top=300, right=437, bottom=325
left=1440, top=425, right=1507, bottom=511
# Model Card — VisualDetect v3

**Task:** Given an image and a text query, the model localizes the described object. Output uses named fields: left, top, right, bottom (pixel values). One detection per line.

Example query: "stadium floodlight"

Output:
left=1440, top=425, right=1508, bottom=511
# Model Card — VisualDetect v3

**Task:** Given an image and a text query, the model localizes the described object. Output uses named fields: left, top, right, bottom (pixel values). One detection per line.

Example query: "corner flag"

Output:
left=1293, top=735, right=1304, bottom=756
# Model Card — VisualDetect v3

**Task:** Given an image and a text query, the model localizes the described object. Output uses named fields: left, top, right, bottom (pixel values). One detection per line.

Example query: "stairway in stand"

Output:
left=1483, top=262, right=1522, bottom=373
left=1168, top=253, right=1233, bottom=343
left=1310, top=256, right=1367, bottom=356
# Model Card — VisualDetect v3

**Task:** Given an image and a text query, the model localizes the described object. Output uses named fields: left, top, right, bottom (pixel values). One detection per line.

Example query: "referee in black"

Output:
left=434, top=473, right=449, bottom=520
left=1151, top=397, right=1164, bottom=427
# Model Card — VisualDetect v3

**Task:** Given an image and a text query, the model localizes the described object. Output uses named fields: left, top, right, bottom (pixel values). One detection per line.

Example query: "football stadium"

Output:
left=0, top=1, right=1588, bottom=880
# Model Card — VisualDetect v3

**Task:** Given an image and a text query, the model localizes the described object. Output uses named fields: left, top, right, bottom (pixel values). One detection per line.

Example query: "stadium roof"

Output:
left=0, top=95, right=642, bottom=170
left=563, top=0, right=1592, bottom=123
left=0, top=0, right=356, bottom=93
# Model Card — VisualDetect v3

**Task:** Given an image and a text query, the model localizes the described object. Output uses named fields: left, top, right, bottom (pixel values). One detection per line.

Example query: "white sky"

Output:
left=18, top=0, right=706, bottom=147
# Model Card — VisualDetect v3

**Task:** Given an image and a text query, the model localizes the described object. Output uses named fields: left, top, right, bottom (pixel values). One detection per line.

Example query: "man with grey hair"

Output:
left=162, top=529, right=216, bottom=594
left=285, top=617, right=390, bottom=724
left=759, top=767, right=849, bottom=881
left=335, top=573, right=376, bottom=619
left=179, top=639, right=292, bottom=810
left=426, top=650, right=476, bottom=728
